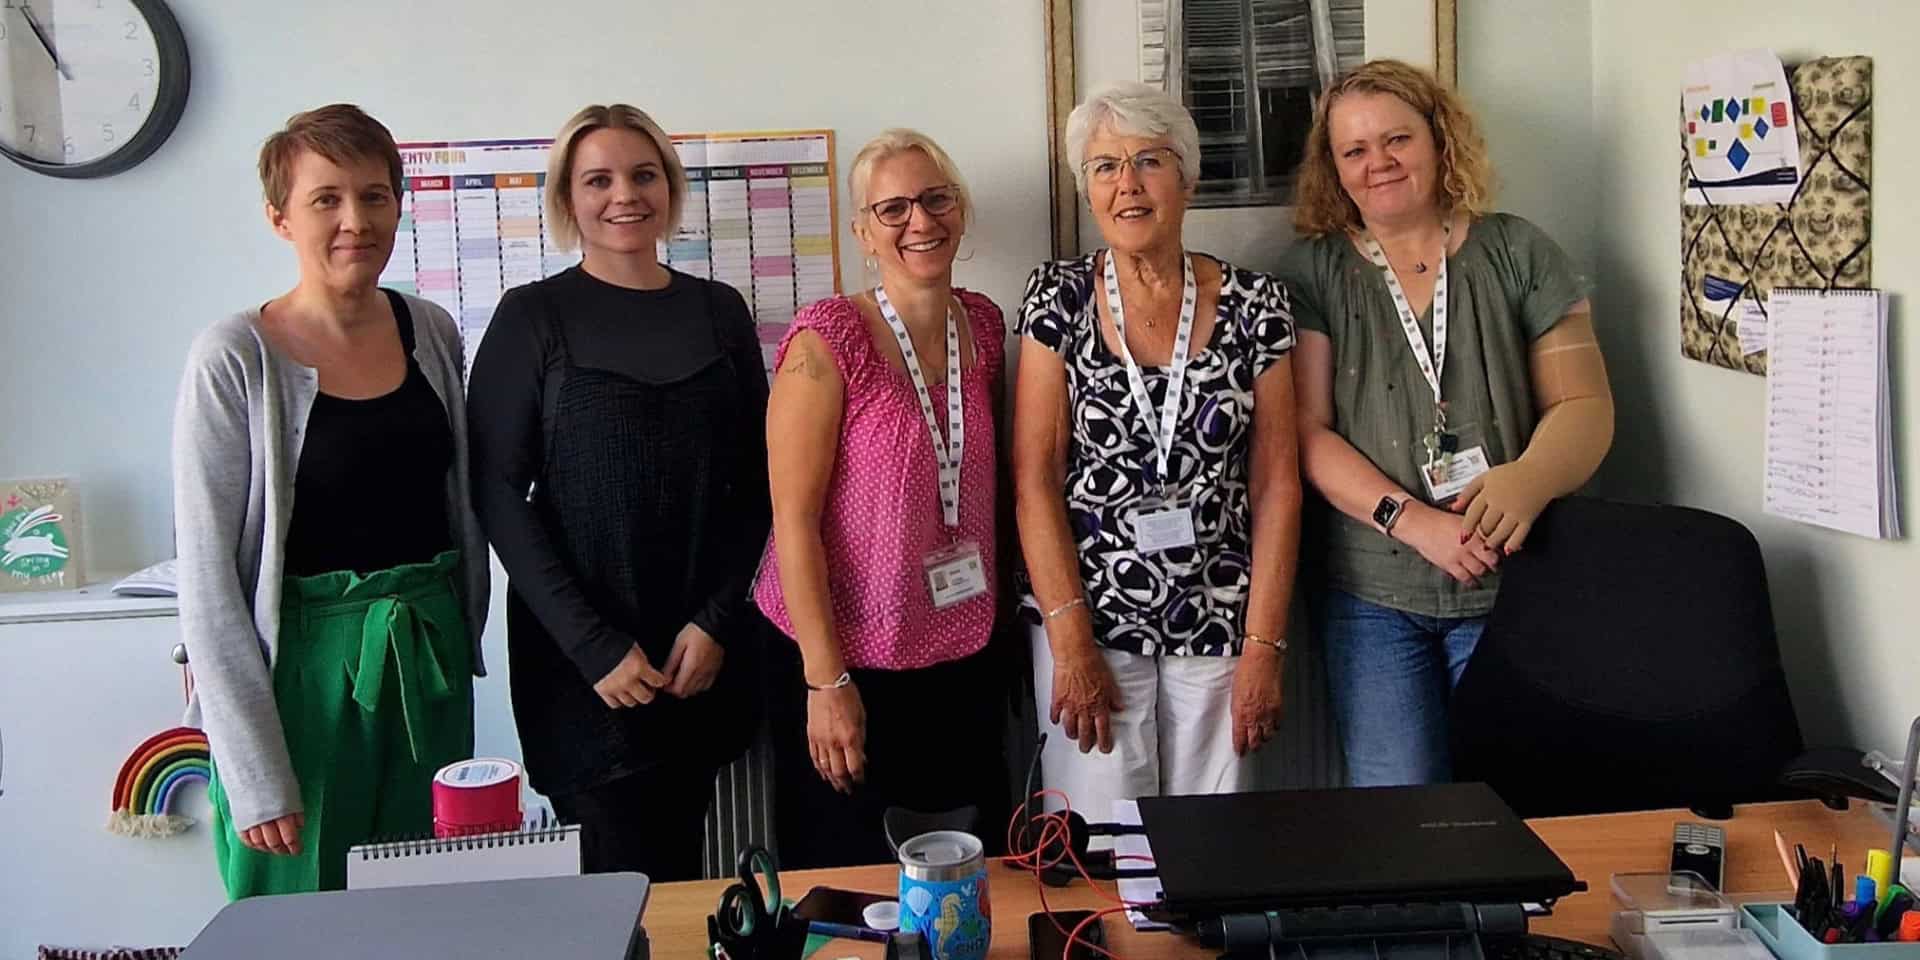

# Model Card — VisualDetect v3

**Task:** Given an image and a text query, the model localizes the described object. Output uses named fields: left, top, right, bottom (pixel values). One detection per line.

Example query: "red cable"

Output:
left=1003, top=788, right=1164, bottom=960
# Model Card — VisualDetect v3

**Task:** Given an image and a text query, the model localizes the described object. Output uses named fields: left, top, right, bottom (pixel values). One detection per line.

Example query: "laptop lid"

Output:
left=179, top=873, right=651, bottom=959
left=1138, top=783, right=1581, bottom=916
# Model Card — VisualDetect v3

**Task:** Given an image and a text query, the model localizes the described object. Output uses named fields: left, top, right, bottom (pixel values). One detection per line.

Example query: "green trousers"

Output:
left=208, top=550, right=474, bottom=899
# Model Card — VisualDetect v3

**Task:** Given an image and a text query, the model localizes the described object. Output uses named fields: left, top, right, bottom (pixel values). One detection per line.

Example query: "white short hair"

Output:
left=1065, top=82, right=1202, bottom=195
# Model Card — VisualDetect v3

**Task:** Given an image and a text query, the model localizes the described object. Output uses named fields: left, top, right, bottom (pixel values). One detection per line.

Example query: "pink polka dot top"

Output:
left=753, top=290, right=1005, bottom=671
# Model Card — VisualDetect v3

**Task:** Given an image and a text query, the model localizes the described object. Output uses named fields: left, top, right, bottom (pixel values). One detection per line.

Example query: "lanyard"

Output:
left=874, top=284, right=964, bottom=530
left=1361, top=224, right=1451, bottom=423
left=1104, top=249, right=1197, bottom=493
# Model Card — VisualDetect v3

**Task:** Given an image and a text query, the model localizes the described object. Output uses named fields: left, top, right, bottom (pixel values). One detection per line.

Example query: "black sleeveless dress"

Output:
left=506, top=279, right=765, bottom=798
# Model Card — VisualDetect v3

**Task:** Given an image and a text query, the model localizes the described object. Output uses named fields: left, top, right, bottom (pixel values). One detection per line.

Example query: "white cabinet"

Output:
left=0, top=563, right=531, bottom=956
left=0, top=586, right=224, bottom=956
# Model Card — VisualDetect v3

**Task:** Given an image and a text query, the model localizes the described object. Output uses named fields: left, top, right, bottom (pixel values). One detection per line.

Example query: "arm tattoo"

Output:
left=781, top=341, right=828, bottom=381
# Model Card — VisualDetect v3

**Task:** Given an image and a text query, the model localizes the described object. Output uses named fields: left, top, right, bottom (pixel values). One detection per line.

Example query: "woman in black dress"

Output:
left=467, top=103, right=770, bottom=880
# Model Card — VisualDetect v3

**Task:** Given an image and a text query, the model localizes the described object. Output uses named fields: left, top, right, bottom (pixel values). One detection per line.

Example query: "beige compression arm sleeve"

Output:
left=1519, top=309, right=1615, bottom=491
left=1459, top=308, right=1615, bottom=550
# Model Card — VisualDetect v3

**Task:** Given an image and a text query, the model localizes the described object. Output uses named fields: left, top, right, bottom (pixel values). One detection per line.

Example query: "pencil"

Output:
left=1777, top=830, right=1802, bottom=889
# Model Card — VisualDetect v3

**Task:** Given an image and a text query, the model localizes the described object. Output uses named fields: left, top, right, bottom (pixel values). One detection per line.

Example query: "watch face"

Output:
left=0, top=0, right=188, bottom=177
left=1373, top=497, right=1400, bottom=527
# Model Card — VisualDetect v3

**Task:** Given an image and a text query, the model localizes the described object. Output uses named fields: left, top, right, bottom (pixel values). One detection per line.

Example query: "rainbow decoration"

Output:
left=107, top=726, right=211, bottom=838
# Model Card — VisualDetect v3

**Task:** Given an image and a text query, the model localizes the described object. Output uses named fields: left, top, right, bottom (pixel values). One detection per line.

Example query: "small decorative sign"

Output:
left=0, top=477, right=83, bottom=593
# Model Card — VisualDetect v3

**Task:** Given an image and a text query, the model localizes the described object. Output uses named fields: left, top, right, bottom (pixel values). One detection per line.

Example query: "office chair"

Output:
left=1449, top=496, right=1807, bottom=819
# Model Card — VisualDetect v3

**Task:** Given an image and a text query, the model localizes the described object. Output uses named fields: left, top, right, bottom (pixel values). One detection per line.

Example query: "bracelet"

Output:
left=805, top=671, right=853, bottom=692
left=1245, top=632, right=1289, bottom=653
left=1043, top=597, right=1087, bottom=620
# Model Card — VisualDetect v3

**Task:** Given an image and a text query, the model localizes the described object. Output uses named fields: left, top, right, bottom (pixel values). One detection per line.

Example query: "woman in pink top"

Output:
left=755, top=129, right=1009, bottom=868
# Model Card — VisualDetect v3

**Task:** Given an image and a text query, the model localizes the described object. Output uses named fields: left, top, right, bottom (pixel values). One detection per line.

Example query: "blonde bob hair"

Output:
left=1291, top=59, right=1494, bottom=237
left=847, top=128, right=974, bottom=233
left=544, top=104, right=687, bottom=250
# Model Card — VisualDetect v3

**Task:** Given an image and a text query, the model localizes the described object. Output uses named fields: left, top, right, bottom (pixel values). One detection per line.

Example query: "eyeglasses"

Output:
left=862, top=185, right=962, bottom=227
left=1081, top=147, right=1183, bottom=184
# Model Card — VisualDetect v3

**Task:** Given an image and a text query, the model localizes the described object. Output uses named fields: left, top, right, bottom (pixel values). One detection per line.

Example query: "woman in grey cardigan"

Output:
left=170, top=104, right=489, bottom=899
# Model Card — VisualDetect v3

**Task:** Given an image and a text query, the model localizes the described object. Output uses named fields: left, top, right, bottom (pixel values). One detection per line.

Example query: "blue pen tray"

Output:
left=1741, top=904, right=1920, bottom=960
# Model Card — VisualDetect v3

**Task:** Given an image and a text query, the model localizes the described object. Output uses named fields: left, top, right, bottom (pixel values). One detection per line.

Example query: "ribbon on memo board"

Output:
left=1680, top=55, right=1872, bottom=375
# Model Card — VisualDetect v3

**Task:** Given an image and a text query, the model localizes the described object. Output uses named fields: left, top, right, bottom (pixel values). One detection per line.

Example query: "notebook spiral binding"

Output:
left=354, top=821, right=580, bottom=860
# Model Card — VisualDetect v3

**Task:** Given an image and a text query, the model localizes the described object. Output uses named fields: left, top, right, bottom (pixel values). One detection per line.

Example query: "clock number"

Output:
left=142, top=58, right=155, bottom=77
left=0, top=22, right=7, bottom=40
left=129, top=93, right=141, bottom=111
left=63, top=136, right=75, bottom=157
left=101, top=122, right=115, bottom=143
left=124, top=20, right=138, bottom=39
left=23, top=124, right=36, bottom=144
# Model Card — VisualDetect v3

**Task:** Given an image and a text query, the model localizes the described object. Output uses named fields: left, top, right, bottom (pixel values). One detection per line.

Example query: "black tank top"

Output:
left=284, top=290, right=455, bottom=577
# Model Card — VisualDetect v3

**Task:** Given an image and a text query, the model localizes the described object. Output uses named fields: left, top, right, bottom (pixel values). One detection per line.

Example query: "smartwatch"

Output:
left=1372, top=495, right=1408, bottom=536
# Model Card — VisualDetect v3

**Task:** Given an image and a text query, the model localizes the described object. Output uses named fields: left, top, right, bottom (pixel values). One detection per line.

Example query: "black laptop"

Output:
left=1138, top=782, right=1583, bottom=917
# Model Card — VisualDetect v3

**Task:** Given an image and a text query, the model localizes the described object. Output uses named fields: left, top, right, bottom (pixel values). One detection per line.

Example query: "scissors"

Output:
left=711, top=844, right=788, bottom=959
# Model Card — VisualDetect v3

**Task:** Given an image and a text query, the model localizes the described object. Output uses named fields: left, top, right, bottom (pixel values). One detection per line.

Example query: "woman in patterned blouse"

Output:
left=1012, top=82, right=1302, bottom=819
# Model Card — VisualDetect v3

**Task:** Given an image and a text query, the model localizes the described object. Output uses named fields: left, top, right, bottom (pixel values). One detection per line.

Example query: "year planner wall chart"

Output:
left=381, top=130, right=841, bottom=371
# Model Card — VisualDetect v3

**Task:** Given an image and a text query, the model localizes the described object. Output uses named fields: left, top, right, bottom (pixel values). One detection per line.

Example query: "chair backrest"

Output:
left=1449, top=496, right=1805, bottom=817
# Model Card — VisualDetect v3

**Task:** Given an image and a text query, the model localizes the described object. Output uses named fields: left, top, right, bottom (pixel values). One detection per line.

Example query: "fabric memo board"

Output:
left=1680, top=56, right=1873, bottom=374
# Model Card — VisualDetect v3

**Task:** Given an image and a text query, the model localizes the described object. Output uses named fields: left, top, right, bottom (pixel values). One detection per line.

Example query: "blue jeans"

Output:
left=1319, top=589, right=1485, bottom=787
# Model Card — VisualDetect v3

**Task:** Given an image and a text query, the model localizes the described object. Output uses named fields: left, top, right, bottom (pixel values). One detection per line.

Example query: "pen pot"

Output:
left=1742, top=903, right=1920, bottom=960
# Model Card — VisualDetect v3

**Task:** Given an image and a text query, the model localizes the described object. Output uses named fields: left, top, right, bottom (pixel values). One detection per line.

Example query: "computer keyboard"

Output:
left=1481, top=933, right=1626, bottom=960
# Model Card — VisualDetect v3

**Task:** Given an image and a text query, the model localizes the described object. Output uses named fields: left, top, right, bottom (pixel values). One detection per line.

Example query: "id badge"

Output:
left=1421, top=446, right=1491, bottom=503
left=923, top=539, right=988, bottom=609
left=1129, top=499, right=1197, bottom=553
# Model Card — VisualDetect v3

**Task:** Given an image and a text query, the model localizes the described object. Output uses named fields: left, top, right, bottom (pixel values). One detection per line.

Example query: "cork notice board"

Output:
left=1680, top=55, right=1873, bottom=374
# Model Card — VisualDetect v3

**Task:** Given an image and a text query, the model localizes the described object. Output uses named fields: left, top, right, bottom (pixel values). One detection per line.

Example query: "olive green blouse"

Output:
left=1278, top=213, right=1590, bottom=618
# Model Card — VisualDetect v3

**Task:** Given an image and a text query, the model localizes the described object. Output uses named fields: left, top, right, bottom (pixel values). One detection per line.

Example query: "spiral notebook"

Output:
left=346, top=818, right=582, bottom=890
left=1762, top=288, right=1902, bottom=540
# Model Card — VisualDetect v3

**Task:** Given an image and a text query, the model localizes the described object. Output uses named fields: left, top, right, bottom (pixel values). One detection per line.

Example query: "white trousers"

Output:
left=1028, top=623, right=1251, bottom=827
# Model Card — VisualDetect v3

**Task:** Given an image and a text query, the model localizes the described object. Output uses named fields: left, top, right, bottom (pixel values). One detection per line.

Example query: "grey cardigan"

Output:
left=170, top=293, right=490, bottom=832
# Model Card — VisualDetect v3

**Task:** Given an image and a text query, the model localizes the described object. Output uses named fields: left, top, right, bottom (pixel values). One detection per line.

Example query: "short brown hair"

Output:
left=258, top=104, right=404, bottom=212
left=1291, top=59, right=1494, bottom=237
left=545, top=104, right=687, bottom=250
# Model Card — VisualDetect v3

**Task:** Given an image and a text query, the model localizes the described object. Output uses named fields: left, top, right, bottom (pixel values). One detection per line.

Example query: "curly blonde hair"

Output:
left=1291, top=59, right=1494, bottom=236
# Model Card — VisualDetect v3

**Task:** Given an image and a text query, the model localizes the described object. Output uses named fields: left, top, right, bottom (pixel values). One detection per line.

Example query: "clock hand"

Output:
left=19, top=5, right=74, bottom=82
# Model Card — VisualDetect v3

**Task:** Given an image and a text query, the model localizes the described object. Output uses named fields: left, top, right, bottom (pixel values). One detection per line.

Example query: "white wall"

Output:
left=1456, top=0, right=1594, bottom=278
left=1457, top=0, right=1919, bottom=756
left=0, top=0, right=1051, bottom=578
left=1581, top=0, right=1920, bottom=756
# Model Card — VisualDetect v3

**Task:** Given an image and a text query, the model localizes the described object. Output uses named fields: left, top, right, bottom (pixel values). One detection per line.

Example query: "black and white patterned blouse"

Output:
left=1018, top=252, right=1295, bottom=657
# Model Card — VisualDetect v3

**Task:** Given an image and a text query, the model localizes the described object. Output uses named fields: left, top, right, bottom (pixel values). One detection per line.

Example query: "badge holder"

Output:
left=923, top=539, right=988, bottom=610
left=1128, top=496, right=1197, bottom=554
left=1419, top=420, right=1493, bottom=506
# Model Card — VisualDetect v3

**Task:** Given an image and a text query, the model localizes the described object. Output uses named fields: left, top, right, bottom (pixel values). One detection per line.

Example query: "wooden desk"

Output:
left=646, top=800, right=1885, bottom=959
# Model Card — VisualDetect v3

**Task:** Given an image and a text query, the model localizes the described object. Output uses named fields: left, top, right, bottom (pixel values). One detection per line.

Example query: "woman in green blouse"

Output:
left=1279, top=59, right=1615, bottom=786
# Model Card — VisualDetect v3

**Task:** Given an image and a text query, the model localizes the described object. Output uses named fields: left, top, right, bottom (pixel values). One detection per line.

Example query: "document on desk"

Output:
left=1762, top=288, right=1901, bottom=539
left=1112, top=799, right=1171, bottom=931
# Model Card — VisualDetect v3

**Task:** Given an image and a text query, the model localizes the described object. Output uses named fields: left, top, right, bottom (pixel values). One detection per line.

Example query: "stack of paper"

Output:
left=1762, top=288, right=1901, bottom=539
